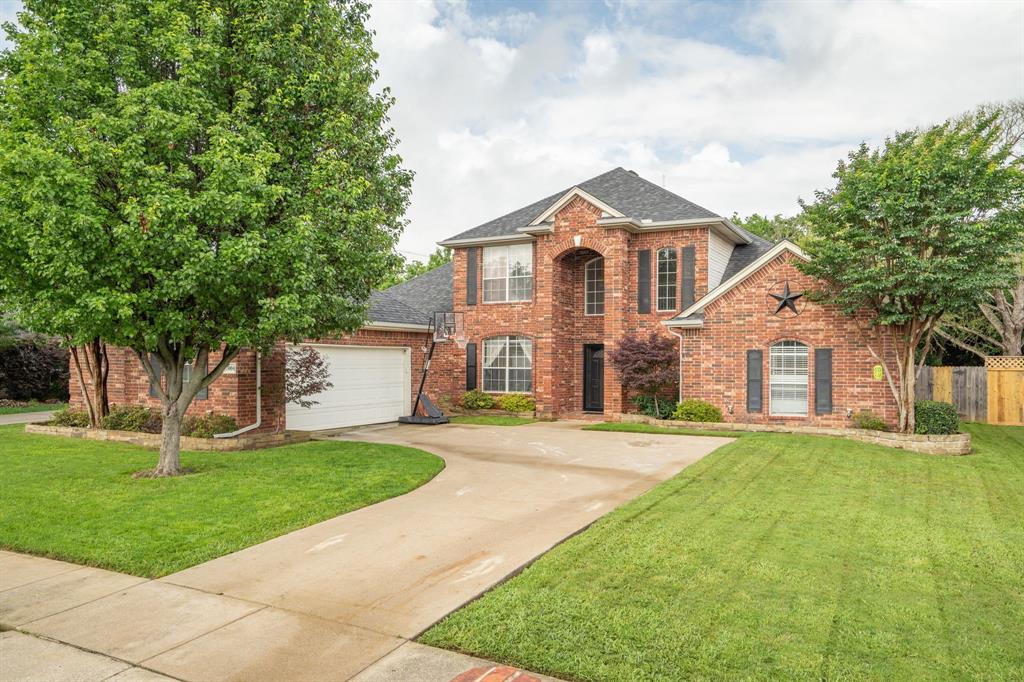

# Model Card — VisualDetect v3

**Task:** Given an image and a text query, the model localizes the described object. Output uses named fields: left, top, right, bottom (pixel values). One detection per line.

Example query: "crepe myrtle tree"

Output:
left=0, top=0, right=410, bottom=475
left=799, top=109, right=1024, bottom=433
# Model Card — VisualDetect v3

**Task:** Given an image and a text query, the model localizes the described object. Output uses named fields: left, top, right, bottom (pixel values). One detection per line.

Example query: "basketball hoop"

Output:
left=431, top=311, right=466, bottom=347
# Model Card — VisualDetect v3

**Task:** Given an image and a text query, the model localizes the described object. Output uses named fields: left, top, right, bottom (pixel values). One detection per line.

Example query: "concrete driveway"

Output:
left=0, top=410, right=55, bottom=426
left=8, top=421, right=728, bottom=681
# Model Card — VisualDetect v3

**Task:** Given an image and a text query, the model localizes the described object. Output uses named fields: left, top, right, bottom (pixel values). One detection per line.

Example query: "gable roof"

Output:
left=664, top=240, right=807, bottom=327
left=441, top=167, right=722, bottom=244
left=721, top=230, right=776, bottom=281
left=367, top=261, right=453, bottom=327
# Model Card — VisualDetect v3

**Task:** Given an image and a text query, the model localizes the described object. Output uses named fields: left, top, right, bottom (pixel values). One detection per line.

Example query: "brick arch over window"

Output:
left=545, top=236, right=607, bottom=261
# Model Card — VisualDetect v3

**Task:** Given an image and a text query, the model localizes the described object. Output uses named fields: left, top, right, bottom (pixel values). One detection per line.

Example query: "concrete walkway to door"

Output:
left=6, top=421, right=729, bottom=681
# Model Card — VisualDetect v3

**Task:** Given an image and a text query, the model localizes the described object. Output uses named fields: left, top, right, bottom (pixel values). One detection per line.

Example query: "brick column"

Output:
left=603, top=229, right=629, bottom=415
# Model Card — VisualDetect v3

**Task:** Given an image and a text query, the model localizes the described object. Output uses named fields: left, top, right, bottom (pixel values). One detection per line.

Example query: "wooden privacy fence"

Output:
left=917, top=357, right=1024, bottom=425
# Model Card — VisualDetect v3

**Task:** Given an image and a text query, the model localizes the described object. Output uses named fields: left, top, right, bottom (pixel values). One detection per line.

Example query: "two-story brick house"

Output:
left=77, top=167, right=898, bottom=432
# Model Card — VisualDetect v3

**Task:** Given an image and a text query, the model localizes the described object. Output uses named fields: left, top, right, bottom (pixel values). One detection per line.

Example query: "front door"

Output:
left=583, top=344, right=604, bottom=412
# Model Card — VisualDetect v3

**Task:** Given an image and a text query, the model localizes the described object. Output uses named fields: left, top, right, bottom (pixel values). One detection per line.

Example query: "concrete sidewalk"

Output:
left=3, top=421, right=728, bottom=681
left=0, top=410, right=55, bottom=426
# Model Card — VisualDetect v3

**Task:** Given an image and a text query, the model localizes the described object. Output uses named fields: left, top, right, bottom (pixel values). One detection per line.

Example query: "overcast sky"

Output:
left=3, top=1, right=1022, bottom=261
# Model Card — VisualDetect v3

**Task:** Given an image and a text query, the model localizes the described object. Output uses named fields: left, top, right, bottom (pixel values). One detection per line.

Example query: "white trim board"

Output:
left=528, top=187, right=625, bottom=226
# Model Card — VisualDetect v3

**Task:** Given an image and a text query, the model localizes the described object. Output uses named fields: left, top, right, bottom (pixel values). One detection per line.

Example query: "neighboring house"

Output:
left=73, top=168, right=897, bottom=431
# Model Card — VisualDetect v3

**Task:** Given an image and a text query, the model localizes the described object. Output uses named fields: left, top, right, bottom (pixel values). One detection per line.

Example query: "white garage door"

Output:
left=286, top=345, right=411, bottom=431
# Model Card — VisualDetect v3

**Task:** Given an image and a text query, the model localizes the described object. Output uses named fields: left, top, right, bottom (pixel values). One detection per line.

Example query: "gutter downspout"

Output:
left=668, top=328, right=685, bottom=403
left=214, top=351, right=261, bottom=438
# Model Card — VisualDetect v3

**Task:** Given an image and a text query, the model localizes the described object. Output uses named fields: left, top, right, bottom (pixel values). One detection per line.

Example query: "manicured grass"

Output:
left=422, top=423, right=1024, bottom=681
left=583, top=421, right=746, bottom=439
left=0, top=402, right=66, bottom=415
left=0, top=425, right=443, bottom=577
left=449, top=415, right=537, bottom=426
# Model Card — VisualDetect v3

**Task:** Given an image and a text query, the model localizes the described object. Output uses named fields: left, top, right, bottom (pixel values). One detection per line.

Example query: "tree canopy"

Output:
left=382, top=247, right=452, bottom=288
left=799, top=108, right=1023, bottom=432
left=0, top=0, right=411, bottom=473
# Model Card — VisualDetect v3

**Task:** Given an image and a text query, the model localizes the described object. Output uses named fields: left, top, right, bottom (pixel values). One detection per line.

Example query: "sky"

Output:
left=2, top=0, right=1022, bottom=261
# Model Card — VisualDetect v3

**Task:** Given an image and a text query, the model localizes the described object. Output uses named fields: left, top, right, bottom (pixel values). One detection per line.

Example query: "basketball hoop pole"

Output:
left=409, top=336, right=436, bottom=419
left=401, top=311, right=462, bottom=425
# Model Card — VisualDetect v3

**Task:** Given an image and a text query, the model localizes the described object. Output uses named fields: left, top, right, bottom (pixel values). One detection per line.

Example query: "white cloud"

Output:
left=367, top=0, right=1023, bottom=258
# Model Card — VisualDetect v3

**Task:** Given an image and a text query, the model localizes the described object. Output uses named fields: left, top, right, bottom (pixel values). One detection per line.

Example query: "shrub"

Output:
left=851, top=410, right=889, bottom=431
left=672, top=399, right=723, bottom=423
left=49, top=408, right=90, bottom=428
left=496, top=394, right=535, bottom=414
left=0, top=336, right=69, bottom=401
left=100, top=405, right=161, bottom=433
left=460, top=389, right=495, bottom=410
left=633, top=395, right=677, bottom=420
left=182, top=414, right=239, bottom=439
left=915, top=400, right=960, bottom=435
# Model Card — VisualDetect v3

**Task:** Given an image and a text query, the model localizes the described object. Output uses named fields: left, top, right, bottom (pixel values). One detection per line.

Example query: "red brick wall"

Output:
left=679, top=251, right=899, bottom=428
left=451, top=196, right=714, bottom=418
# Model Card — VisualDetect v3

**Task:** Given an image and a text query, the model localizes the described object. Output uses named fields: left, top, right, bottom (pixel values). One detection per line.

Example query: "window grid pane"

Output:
left=482, top=245, right=533, bottom=303
left=585, top=258, right=605, bottom=315
left=657, top=248, right=677, bottom=311
left=770, top=341, right=808, bottom=415
left=481, top=336, right=532, bottom=393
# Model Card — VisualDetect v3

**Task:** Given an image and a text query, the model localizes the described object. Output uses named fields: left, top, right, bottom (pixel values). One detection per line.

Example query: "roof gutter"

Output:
left=597, top=217, right=751, bottom=244
left=362, top=321, right=431, bottom=332
left=437, top=233, right=536, bottom=248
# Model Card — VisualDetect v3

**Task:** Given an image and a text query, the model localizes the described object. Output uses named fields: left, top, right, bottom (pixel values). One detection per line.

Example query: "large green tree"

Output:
left=381, top=246, right=451, bottom=288
left=0, top=0, right=411, bottom=475
left=800, top=110, right=1023, bottom=433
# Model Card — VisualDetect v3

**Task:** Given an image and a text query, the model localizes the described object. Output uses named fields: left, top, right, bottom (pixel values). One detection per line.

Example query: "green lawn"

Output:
left=422, top=423, right=1024, bottom=681
left=583, top=421, right=748, bottom=439
left=449, top=415, right=538, bottom=426
left=0, top=425, right=443, bottom=577
left=0, top=402, right=67, bottom=415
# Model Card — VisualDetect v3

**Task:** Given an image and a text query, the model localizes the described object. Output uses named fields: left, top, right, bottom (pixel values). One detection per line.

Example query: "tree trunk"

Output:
left=155, top=403, right=182, bottom=477
left=69, top=338, right=110, bottom=428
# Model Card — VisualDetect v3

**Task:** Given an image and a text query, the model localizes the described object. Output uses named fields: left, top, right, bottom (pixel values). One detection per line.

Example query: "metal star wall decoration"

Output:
left=769, top=281, right=803, bottom=315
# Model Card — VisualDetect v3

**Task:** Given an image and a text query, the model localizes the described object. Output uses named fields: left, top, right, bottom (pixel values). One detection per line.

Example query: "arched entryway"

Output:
left=550, top=247, right=606, bottom=416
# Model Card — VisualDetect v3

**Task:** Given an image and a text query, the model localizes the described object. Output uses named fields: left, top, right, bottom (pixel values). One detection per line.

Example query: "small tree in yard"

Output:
left=608, top=332, right=677, bottom=418
left=800, top=109, right=1023, bottom=433
left=285, top=347, right=333, bottom=408
left=0, top=0, right=411, bottom=475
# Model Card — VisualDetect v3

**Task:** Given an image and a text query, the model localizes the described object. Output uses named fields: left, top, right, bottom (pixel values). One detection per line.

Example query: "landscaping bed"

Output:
left=614, top=413, right=971, bottom=455
left=24, top=423, right=308, bottom=451
left=0, top=424, right=444, bottom=577
left=421, top=423, right=1024, bottom=680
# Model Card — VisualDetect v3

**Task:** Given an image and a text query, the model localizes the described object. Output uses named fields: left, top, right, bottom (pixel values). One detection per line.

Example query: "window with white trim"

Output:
left=770, top=341, right=808, bottom=416
left=483, top=336, right=532, bottom=393
left=657, top=247, right=677, bottom=311
left=584, top=257, right=604, bottom=315
left=483, top=244, right=533, bottom=302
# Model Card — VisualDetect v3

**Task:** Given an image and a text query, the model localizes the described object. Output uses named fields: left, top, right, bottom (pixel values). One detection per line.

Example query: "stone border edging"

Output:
left=613, top=414, right=971, bottom=455
left=24, top=424, right=308, bottom=451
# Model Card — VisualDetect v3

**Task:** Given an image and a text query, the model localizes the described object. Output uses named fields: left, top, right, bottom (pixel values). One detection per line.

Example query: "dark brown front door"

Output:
left=583, top=344, right=604, bottom=412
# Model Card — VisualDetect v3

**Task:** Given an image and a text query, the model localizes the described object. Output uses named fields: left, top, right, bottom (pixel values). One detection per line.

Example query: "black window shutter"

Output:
left=465, top=342, right=477, bottom=391
left=637, top=249, right=651, bottom=313
left=681, top=245, right=696, bottom=310
left=746, top=350, right=763, bottom=413
left=815, top=348, right=833, bottom=415
left=466, top=247, right=478, bottom=306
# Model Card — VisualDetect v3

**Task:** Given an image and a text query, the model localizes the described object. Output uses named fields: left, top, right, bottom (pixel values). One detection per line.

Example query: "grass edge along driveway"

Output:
left=0, top=425, right=443, bottom=577
left=421, top=423, right=1024, bottom=681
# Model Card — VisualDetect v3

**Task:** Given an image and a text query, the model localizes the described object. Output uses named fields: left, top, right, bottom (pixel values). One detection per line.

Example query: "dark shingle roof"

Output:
left=367, top=261, right=454, bottom=326
left=720, top=230, right=775, bottom=281
left=443, top=167, right=721, bottom=242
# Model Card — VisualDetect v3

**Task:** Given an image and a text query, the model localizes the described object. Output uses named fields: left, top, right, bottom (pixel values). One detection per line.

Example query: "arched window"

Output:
left=483, top=336, right=533, bottom=393
left=585, top=257, right=605, bottom=315
left=657, top=248, right=677, bottom=311
left=770, top=340, right=808, bottom=416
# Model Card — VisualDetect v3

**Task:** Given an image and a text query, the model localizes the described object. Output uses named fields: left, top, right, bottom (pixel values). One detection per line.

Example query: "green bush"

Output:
left=460, top=389, right=495, bottom=410
left=496, top=394, right=535, bottom=414
left=851, top=410, right=889, bottom=431
left=915, top=400, right=960, bottom=435
left=49, top=408, right=90, bottom=428
left=182, top=414, right=239, bottom=439
left=633, top=395, right=677, bottom=420
left=100, top=404, right=161, bottom=433
left=672, top=399, right=723, bottom=423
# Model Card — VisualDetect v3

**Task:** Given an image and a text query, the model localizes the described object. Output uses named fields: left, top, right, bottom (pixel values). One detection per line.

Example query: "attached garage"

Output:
left=286, top=344, right=412, bottom=431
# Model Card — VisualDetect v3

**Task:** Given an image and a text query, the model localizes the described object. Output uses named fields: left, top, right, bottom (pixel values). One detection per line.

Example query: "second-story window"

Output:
left=657, top=247, right=677, bottom=311
left=483, top=243, right=533, bottom=303
left=585, top=257, right=604, bottom=315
